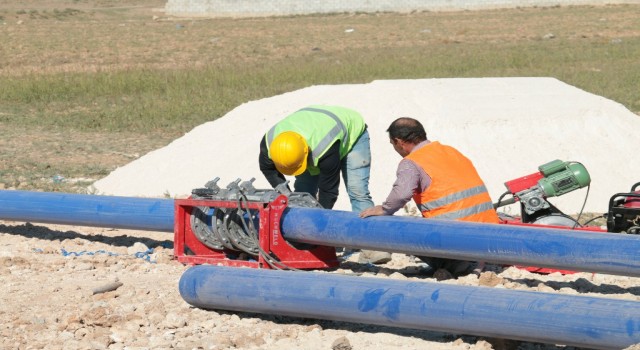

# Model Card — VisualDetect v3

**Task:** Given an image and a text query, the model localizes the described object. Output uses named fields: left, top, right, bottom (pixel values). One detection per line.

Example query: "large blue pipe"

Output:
left=180, top=265, right=640, bottom=350
left=282, top=207, right=640, bottom=277
left=0, top=190, right=174, bottom=232
left=2, top=190, right=640, bottom=277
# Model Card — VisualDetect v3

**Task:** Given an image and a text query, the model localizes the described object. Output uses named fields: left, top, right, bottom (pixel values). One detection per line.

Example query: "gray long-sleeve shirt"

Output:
left=382, top=140, right=432, bottom=215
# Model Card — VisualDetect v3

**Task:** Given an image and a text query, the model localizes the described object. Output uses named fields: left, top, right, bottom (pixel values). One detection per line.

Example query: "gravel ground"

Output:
left=2, top=219, right=639, bottom=350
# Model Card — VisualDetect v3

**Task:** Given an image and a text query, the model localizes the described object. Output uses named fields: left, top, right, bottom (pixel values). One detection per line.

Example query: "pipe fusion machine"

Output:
left=174, top=177, right=339, bottom=269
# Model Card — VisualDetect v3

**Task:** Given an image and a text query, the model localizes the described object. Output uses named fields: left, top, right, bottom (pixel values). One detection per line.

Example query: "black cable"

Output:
left=548, top=212, right=582, bottom=227
left=257, top=246, right=303, bottom=271
left=572, top=184, right=590, bottom=230
left=561, top=161, right=591, bottom=229
left=494, top=191, right=513, bottom=209
left=231, top=195, right=260, bottom=255
left=213, top=208, right=236, bottom=250
left=581, top=214, right=605, bottom=227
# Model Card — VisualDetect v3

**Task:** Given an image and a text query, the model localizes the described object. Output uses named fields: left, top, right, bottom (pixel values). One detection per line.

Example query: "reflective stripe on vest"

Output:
left=266, top=107, right=349, bottom=165
left=427, top=201, right=495, bottom=220
left=298, top=107, right=348, bottom=163
left=407, top=141, right=499, bottom=223
left=418, top=184, right=489, bottom=211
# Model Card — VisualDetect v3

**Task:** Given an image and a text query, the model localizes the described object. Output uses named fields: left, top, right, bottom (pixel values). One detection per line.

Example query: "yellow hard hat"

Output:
left=270, top=131, right=309, bottom=176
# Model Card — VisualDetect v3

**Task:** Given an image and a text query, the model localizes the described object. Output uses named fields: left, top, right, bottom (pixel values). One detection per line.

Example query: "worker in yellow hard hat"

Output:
left=259, top=105, right=391, bottom=265
left=268, top=131, right=309, bottom=177
left=259, top=105, right=374, bottom=212
left=259, top=105, right=392, bottom=265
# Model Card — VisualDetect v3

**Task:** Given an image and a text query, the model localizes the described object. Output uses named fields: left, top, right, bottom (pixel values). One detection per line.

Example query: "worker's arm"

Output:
left=316, top=142, right=341, bottom=209
left=259, top=136, right=287, bottom=188
left=360, top=159, right=429, bottom=218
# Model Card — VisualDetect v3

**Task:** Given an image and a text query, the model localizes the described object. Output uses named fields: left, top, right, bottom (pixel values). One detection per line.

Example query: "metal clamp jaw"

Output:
left=193, top=177, right=322, bottom=208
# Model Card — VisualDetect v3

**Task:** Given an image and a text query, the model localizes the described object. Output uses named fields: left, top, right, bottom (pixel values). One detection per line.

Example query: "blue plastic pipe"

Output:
left=2, top=190, right=640, bottom=276
left=180, top=265, right=640, bottom=349
left=0, top=190, right=174, bottom=232
left=282, top=207, right=640, bottom=277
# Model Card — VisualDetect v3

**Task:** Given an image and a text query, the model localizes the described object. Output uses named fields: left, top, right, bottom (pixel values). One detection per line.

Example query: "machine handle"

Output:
left=493, top=196, right=516, bottom=209
left=608, top=192, right=640, bottom=209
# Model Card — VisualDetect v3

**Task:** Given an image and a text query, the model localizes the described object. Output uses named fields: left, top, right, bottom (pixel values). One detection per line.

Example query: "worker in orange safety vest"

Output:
left=360, top=117, right=499, bottom=280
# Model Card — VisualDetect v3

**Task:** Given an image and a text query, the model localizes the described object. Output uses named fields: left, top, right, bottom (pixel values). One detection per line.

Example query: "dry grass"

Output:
left=2, top=3, right=639, bottom=76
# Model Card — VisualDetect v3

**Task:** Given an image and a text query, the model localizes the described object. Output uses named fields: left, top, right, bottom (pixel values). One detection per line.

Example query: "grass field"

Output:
left=0, top=1, right=639, bottom=193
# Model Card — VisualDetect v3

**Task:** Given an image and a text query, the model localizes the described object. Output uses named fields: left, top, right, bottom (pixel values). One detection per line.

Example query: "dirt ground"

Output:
left=1, top=219, right=640, bottom=350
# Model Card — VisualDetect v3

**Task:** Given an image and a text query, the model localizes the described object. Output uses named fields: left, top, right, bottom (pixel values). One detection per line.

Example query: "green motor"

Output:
left=537, top=159, right=591, bottom=197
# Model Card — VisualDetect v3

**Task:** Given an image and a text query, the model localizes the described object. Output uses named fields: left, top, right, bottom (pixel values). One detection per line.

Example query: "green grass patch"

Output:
left=1, top=35, right=638, bottom=135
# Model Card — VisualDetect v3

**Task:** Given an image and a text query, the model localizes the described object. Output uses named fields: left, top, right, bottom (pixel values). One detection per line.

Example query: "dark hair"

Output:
left=386, top=117, right=427, bottom=144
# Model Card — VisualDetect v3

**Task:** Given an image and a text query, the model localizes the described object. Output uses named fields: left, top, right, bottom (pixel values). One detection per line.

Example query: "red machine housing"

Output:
left=173, top=195, right=339, bottom=269
left=499, top=170, right=607, bottom=275
left=503, top=171, right=544, bottom=194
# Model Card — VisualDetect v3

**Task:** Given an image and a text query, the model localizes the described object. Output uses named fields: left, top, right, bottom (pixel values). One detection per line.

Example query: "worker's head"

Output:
left=269, top=131, right=309, bottom=176
left=386, top=117, right=427, bottom=157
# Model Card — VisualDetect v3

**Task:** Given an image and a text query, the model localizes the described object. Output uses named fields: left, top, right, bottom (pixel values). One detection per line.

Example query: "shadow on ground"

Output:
left=0, top=222, right=173, bottom=249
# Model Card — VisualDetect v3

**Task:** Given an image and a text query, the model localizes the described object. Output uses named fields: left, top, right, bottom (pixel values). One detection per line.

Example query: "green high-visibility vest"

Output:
left=265, top=105, right=366, bottom=175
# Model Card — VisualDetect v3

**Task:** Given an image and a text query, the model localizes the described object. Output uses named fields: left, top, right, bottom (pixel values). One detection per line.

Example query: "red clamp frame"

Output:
left=173, top=194, right=339, bottom=269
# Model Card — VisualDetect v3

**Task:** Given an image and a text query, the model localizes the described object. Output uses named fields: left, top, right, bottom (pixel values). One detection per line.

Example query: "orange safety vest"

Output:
left=406, top=142, right=499, bottom=223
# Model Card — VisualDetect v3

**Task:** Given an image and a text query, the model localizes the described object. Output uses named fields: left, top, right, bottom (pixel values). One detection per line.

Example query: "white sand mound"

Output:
left=91, top=77, right=640, bottom=215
